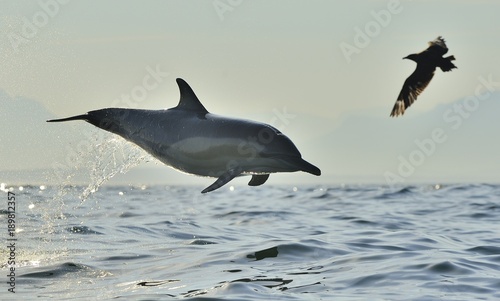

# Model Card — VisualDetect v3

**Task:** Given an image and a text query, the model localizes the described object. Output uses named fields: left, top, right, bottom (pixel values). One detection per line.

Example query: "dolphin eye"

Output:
left=261, top=130, right=271, bottom=140
left=257, top=126, right=279, bottom=144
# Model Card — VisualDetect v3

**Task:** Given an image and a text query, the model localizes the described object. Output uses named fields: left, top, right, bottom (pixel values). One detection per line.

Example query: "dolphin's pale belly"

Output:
left=137, top=135, right=295, bottom=177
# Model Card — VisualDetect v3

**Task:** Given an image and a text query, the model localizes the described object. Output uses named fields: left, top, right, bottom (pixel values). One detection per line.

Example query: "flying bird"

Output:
left=47, top=78, right=321, bottom=193
left=390, top=36, right=457, bottom=117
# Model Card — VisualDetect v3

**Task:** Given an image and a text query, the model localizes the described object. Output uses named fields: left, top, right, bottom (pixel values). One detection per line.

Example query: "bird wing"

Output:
left=390, top=66, right=435, bottom=117
left=427, top=36, right=448, bottom=55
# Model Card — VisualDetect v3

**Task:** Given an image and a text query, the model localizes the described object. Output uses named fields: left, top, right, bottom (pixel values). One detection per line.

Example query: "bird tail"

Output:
left=439, top=55, right=457, bottom=72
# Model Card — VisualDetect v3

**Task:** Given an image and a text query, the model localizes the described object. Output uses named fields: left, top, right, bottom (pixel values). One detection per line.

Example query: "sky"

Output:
left=1, top=0, right=499, bottom=188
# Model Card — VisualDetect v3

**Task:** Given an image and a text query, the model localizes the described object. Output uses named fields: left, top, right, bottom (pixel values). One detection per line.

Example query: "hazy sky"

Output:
left=1, top=0, right=499, bottom=188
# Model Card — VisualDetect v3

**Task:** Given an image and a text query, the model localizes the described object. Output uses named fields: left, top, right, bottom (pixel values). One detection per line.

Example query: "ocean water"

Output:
left=1, top=182, right=500, bottom=300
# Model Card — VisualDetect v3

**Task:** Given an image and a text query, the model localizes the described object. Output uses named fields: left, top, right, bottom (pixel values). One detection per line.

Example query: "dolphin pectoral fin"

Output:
left=202, top=168, right=242, bottom=193
left=248, top=174, right=270, bottom=186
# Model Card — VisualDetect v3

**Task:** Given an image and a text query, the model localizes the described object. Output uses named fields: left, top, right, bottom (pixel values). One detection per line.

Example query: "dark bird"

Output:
left=390, top=36, right=457, bottom=117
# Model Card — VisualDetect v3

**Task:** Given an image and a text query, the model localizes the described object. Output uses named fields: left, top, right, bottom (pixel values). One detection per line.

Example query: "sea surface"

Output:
left=1, top=183, right=500, bottom=300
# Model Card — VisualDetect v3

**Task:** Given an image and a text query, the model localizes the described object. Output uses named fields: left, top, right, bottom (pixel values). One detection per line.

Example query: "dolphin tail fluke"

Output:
left=202, top=167, right=242, bottom=193
left=47, top=114, right=89, bottom=123
left=248, top=174, right=270, bottom=186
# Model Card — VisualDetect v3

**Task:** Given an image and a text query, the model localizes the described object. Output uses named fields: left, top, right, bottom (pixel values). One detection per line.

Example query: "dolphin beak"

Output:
left=291, top=158, right=321, bottom=176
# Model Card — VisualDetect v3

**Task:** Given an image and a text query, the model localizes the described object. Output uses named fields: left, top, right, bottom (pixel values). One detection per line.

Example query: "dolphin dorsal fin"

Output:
left=175, top=78, right=209, bottom=113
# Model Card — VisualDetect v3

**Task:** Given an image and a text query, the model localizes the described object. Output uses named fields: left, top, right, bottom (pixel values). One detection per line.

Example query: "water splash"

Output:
left=39, top=132, right=150, bottom=242
left=77, top=135, right=150, bottom=206
left=19, top=132, right=152, bottom=268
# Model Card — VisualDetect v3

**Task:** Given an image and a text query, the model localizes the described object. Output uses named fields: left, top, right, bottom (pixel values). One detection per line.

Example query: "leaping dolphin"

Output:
left=47, top=78, right=321, bottom=193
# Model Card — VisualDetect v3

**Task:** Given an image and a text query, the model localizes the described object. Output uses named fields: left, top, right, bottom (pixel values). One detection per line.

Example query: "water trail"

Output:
left=77, top=135, right=150, bottom=207
left=37, top=131, right=150, bottom=258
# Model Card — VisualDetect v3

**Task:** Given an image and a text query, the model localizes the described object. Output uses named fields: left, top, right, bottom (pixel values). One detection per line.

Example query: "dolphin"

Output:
left=47, top=78, right=321, bottom=193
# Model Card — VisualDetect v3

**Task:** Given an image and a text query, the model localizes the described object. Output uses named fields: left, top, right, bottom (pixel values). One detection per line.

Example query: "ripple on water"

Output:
left=66, top=226, right=104, bottom=235
left=20, top=262, right=111, bottom=278
left=467, top=245, right=500, bottom=255
left=426, top=261, right=475, bottom=275
left=374, top=186, right=415, bottom=199
left=102, top=254, right=152, bottom=261
left=188, top=239, right=218, bottom=245
left=246, top=246, right=279, bottom=261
